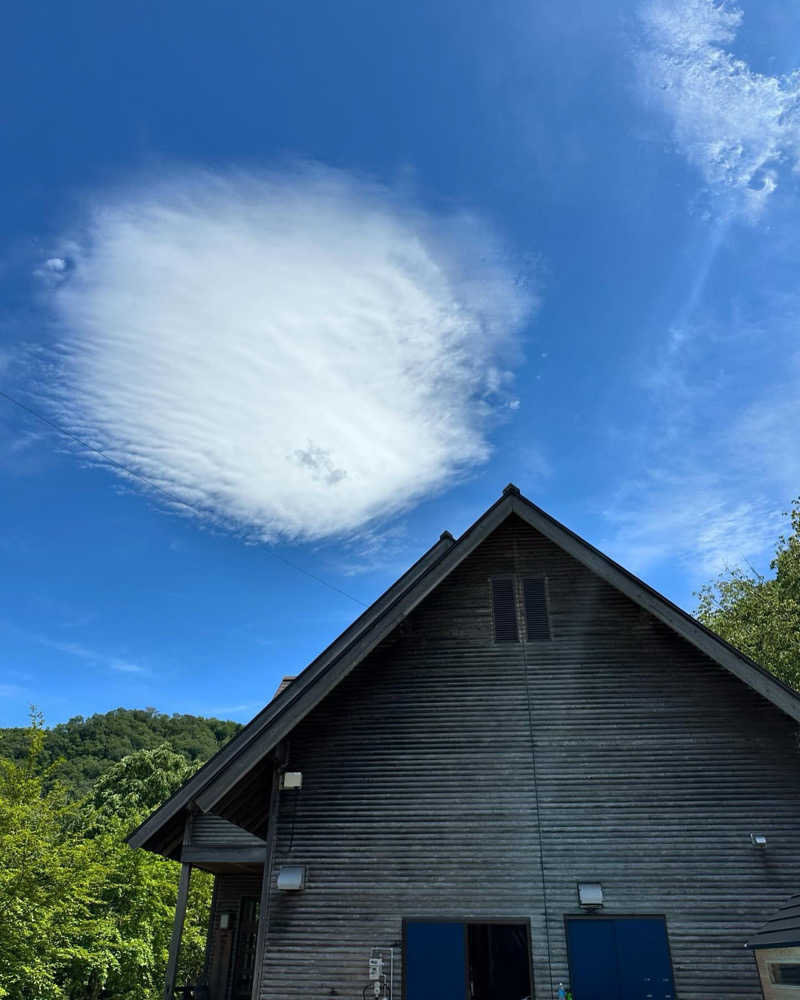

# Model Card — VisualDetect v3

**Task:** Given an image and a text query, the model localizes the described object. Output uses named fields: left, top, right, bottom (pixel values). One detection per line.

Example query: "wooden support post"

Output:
left=164, top=815, right=194, bottom=1000
left=250, top=749, right=285, bottom=1000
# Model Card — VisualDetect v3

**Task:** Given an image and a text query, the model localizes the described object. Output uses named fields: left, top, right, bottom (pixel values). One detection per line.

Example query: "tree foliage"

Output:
left=695, top=498, right=800, bottom=690
left=87, top=744, right=196, bottom=832
left=0, top=719, right=219, bottom=1000
left=0, top=708, right=240, bottom=797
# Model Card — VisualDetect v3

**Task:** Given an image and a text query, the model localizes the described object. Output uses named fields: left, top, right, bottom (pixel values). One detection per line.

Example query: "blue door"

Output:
left=405, top=922, right=466, bottom=1000
left=566, top=918, right=676, bottom=1000
left=565, top=919, right=622, bottom=999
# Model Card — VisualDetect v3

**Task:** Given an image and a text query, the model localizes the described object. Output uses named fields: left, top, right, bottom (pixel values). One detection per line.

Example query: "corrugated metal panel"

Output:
left=192, top=815, right=266, bottom=848
left=254, top=515, right=800, bottom=999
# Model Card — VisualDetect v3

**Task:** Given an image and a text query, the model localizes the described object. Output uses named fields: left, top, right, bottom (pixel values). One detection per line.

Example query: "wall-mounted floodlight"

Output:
left=280, top=771, right=303, bottom=790
left=277, top=865, right=306, bottom=891
left=577, top=883, right=604, bottom=908
left=219, top=910, right=234, bottom=929
left=750, top=834, right=767, bottom=848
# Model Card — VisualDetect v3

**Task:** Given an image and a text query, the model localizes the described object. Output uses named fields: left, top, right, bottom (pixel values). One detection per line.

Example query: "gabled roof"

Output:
left=748, top=893, right=800, bottom=949
left=129, top=484, right=800, bottom=855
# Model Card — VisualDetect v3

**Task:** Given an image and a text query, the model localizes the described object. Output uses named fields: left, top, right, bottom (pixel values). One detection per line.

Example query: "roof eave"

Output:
left=130, top=486, right=800, bottom=854
left=128, top=524, right=461, bottom=851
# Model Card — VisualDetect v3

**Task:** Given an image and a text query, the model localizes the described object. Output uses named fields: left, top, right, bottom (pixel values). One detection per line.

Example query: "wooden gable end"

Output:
left=130, top=487, right=800, bottom=862
left=258, top=513, right=800, bottom=999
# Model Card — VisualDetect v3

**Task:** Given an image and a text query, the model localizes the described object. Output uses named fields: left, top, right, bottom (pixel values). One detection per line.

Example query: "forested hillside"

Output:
left=0, top=707, right=241, bottom=795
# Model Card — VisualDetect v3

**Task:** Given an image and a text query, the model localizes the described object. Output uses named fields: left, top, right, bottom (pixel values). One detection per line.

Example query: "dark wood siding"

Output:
left=256, top=514, right=800, bottom=999
left=206, top=872, right=262, bottom=1000
left=191, top=816, right=265, bottom=848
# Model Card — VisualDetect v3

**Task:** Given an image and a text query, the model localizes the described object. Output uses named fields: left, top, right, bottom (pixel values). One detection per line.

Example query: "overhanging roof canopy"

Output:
left=748, top=894, right=800, bottom=950
left=129, top=485, right=800, bottom=855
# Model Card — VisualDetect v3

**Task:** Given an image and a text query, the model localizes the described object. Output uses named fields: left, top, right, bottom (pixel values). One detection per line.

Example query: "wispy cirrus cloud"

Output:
left=602, top=470, right=782, bottom=581
left=637, top=0, right=800, bottom=219
left=601, top=317, right=800, bottom=587
left=37, top=635, right=148, bottom=675
left=42, top=165, right=535, bottom=541
left=205, top=701, right=262, bottom=719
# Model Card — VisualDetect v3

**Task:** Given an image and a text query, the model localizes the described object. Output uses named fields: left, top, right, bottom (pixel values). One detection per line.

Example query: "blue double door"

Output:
left=404, top=921, right=532, bottom=1000
left=565, top=917, right=676, bottom=1000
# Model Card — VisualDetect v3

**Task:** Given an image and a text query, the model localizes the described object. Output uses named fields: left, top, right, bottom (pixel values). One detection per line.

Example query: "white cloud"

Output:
left=207, top=701, right=262, bottom=718
left=601, top=336, right=799, bottom=587
left=34, top=256, right=69, bottom=285
left=47, top=166, right=534, bottom=540
left=602, top=472, right=781, bottom=581
left=36, top=634, right=148, bottom=675
left=729, top=383, right=800, bottom=497
left=637, top=0, right=800, bottom=219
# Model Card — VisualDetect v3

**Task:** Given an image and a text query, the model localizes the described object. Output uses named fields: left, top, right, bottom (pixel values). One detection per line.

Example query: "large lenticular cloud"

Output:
left=48, top=166, right=534, bottom=540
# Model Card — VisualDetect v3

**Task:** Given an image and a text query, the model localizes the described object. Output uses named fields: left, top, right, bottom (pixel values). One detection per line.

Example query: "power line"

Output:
left=0, top=386, right=369, bottom=608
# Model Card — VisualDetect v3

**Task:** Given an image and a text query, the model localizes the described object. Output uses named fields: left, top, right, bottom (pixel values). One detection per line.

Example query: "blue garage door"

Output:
left=566, top=917, right=676, bottom=1000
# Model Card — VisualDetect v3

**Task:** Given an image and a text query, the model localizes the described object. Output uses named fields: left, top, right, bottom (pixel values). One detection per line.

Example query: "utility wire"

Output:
left=0, top=386, right=369, bottom=608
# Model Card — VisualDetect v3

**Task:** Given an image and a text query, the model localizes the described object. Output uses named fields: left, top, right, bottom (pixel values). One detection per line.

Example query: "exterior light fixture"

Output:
left=280, top=771, right=303, bottom=790
left=750, top=834, right=767, bottom=848
left=219, top=910, right=234, bottom=929
left=277, top=865, right=306, bottom=891
left=577, top=882, right=604, bottom=908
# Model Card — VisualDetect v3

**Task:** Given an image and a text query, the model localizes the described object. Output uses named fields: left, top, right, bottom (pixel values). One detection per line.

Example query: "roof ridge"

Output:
left=129, top=485, right=800, bottom=856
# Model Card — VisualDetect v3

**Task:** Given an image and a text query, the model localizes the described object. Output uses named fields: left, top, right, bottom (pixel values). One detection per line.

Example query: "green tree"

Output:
left=0, top=726, right=213, bottom=1000
left=0, top=709, right=241, bottom=799
left=84, top=818, right=211, bottom=1000
left=0, top=716, right=118, bottom=1000
left=83, top=746, right=213, bottom=999
left=87, top=744, right=196, bottom=831
left=695, top=498, right=800, bottom=690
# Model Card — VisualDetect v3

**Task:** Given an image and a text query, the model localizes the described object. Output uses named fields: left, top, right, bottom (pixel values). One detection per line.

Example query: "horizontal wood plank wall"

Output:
left=257, top=514, right=800, bottom=999
left=206, top=872, right=262, bottom=1000
left=192, top=815, right=265, bottom=848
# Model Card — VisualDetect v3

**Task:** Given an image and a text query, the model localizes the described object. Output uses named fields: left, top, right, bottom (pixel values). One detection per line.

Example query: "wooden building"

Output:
left=747, top=894, right=800, bottom=997
left=129, top=485, right=800, bottom=1000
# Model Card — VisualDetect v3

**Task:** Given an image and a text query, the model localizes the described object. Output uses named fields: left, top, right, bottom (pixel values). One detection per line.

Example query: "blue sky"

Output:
left=1, top=0, right=799, bottom=727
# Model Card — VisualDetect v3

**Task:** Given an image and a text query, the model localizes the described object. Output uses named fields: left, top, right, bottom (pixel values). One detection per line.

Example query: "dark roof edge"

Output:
left=191, top=493, right=516, bottom=815
left=748, top=937, right=800, bottom=950
left=130, top=486, right=800, bottom=853
left=507, top=492, right=800, bottom=723
left=746, top=893, right=800, bottom=948
left=127, top=522, right=461, bottom=851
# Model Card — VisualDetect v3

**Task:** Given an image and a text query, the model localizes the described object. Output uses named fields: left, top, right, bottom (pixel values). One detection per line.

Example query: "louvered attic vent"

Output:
left=523, top=578, right=551, bottom=641
left=491, top=578, right=519, bottom=642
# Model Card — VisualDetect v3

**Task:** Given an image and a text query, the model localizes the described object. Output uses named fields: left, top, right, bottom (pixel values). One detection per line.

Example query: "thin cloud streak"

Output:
left=36, top=634, right=149, bottom=675
left=602, top=329, right=799, bottom=588
left=45, top=165, right=535, bottom=541
left=637, top=0, right=800, bottom=220
left=603, top=473, right=782, bottom=581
